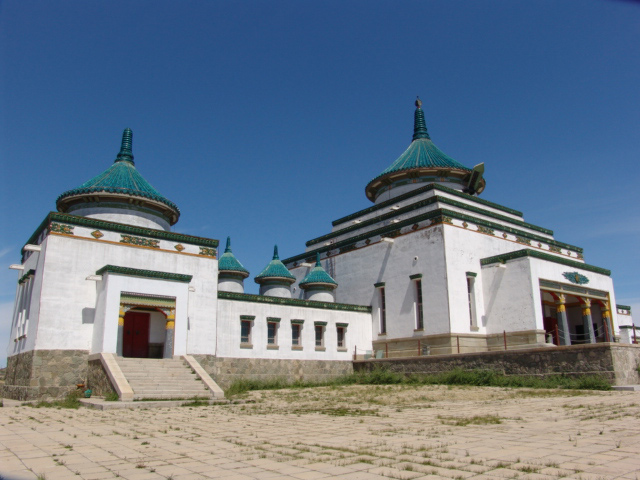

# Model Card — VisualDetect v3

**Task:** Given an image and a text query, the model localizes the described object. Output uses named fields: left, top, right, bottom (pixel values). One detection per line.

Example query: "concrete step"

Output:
left=114, top=356, right=216, bottom=400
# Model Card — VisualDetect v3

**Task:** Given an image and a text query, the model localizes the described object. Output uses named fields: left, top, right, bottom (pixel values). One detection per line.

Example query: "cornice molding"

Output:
left=218, top=291, right=371, bottom=313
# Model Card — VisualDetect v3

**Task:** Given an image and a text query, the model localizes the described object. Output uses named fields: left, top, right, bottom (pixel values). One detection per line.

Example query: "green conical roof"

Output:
left=218, top=237, right=250, bottom=277
left=300, top=253, right=337, bottom=288
left=56, top=129, right=180, bottom=222
left=255, top=245, right=296, bottom=284
left=373, top=99, right=471, bottom=179
left=365, top=98, right=482, bottom=202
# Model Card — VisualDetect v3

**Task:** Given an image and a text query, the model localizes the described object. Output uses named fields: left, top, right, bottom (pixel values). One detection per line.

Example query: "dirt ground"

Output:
left=1, top=385, right=639, bottom=480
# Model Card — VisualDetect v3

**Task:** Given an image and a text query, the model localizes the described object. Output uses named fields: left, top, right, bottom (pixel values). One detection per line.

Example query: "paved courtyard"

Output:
left=1, top=385, right=639, bottom=480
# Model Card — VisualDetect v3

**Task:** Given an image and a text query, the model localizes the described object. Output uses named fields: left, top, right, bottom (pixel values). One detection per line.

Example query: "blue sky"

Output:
left=1, top=1, right=639, bottom=366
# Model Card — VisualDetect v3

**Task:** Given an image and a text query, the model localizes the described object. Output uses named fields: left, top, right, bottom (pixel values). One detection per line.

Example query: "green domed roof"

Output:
left=56, top=129, right=180, bottom=224
left=365, top=99, right=483, bottom=202
left=300, top=253, right=337, bottom=288
left=218, top=237, right=250, bottom=277
left=255, top=245, right=296, bottom=284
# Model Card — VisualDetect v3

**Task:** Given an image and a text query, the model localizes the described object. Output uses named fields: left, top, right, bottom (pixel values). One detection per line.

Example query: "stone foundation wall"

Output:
left=354, top=343, right=640, bottom=386
left=372, top=330, right=548, bottom=357
left=2, top=349, right=89, bottom=400
left=86, top=359, right=117, bottom=397
left=610, top=345, right=640, bottom=385
left=192, top=355, right=353, bottom=390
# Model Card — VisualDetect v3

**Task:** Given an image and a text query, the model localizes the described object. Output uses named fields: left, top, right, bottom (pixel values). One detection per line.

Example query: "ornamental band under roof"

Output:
left=56, top=128, right=180, bottom=227
left=365, top=98, right=486, bottom=203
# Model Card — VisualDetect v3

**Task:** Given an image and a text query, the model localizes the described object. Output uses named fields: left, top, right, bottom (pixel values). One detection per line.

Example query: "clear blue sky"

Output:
left=1, top=1, right=639, bottom=367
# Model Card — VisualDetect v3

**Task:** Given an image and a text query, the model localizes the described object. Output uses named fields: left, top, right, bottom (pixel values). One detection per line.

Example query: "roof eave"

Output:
left=56, top=191, right=181, bottom=225
left=365, top=167, right=481, bottom=202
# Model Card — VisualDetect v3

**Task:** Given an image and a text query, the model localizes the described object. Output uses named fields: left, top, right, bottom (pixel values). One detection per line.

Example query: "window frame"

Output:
left=240, top=315, right=255, bottom=348
left=291, top=320, right=303, bottom=349
left=336, top=323, right=348, bottom=351
left=314, top=322, right=326, bottom=351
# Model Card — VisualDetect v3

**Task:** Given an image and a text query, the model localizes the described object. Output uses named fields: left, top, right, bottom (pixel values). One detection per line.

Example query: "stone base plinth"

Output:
left=192, top=355, right=353, bottom=390
left=355, top=343, right=640, bottom=386
left=2, top=349, right=89, bottom=401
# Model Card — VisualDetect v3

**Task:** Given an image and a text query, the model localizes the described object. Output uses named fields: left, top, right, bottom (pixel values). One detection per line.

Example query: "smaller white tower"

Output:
left=299, top=253, right=338, bottom=302
left=254, top=245, right=296, bottom=298
left=217, top=237, right=250, bottom=293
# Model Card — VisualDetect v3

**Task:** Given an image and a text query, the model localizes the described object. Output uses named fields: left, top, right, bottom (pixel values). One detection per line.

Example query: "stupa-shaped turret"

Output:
left=218, top=237, right=250, bottom=293
left=365, top=98, right=485, bottom=204
left=56, top=128, right=180, bottom=230
left=254, top=245, right=296, bottom=298
left=299, top=253, right=338, bottom=302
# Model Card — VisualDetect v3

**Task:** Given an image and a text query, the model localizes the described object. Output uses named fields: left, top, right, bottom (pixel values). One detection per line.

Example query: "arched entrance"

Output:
left=117, top=292, right=177, bottom=359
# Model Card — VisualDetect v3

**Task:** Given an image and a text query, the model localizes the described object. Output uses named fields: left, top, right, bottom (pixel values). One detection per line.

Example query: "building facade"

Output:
left=4, top=101, right=632, bottom=400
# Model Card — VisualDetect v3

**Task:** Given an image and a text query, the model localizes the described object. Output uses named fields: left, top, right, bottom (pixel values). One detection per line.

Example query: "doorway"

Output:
left=123, top=311, right=150, bottom=358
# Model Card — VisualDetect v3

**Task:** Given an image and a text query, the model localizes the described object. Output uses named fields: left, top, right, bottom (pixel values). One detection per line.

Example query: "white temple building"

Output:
left=4, top=100, right=634, bottom=400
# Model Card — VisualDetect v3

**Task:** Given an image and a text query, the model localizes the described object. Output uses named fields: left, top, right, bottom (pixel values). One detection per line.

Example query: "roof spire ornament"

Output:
left=412, top=97, right=430, bottom=141
left=116, top=128, right=134, bottom=164
left=273, top=245, right=279, bottom=260
left=224, top=236, right=232, bottom=253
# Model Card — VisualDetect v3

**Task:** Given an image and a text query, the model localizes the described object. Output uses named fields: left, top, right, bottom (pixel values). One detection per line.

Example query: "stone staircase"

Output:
left=115, top=357, right=216, bottom=400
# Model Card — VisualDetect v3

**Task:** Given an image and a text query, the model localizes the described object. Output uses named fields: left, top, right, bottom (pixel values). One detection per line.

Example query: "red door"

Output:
left=123, top=312, right=150, bottom=358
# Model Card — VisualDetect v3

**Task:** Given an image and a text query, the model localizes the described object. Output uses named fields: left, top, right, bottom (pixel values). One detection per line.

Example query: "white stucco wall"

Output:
left=481, top=255, right=617, bottom=336
left=291, top=226, right=451, bottom=342
left=91, top=273, right=190, bottom=355
left=216, top=298, right=372, bottom=360
left=15, top=228, right=217, bottom=356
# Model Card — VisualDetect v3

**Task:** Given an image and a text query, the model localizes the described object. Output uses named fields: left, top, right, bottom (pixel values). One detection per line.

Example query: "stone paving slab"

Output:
left=2, top=385, right=640, bottom=479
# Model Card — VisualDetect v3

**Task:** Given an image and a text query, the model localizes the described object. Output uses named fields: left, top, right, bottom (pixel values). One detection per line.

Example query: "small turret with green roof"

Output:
left=56, top=128, right=180, bottom=230
left=299, top=253, right=338, bottom=302
left=255, top=245, right=296, bottom=298
left=365, top=98, right=485, bottom=204
left=218, top=237, right=250, bottom=293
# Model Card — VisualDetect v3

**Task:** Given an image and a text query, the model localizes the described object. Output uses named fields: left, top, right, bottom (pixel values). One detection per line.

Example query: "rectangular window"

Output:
left=337, top=326, right=345, bottom=348
left=415, top=279, right=424, bottom=330
left=292, top=323, right=301, bottom=346
left=240, top=315, right=255, bottom=346
left=314, top=323, right=325, bottom=350
left=379, top=287, right=387, bottom=334
left=267, top=322, right=278, bottom=345
left=466, top=276, right=477, bottom=329
left=241, top=321, right=252, bottom=344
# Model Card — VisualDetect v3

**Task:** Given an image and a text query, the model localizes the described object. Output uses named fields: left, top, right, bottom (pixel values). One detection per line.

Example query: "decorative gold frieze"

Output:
left=174, top=244, right=185, bottom=252
left=199, top=247, right=216, bottom=257
left=477, top=225, right=494, bottom=236
left=50, top=223, right=74, bottom=235
left=91, top=230, right=104, bottom=239
left=120, top=234, right=160, bottom=248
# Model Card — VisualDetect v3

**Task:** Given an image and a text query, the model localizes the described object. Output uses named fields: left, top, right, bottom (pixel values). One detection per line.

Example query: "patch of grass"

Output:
left=224, top=368, right=611, bottom=396
left=30, top=390, right=83, bottom=409
left=181, top=397, right=210, bottom=407
left=104, top=391, right=119, bottom=401
left=438, top=414, right=502, bottom=426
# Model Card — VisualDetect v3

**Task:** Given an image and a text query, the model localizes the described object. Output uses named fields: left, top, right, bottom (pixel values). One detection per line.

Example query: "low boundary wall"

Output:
left=353, top=343, right=640, bottom=386
left=192, top=355, right=353, bottom=390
